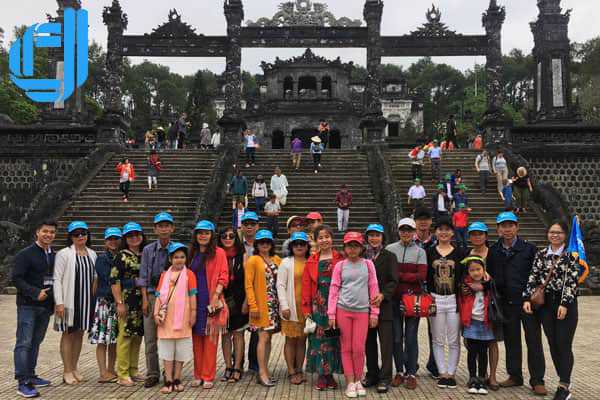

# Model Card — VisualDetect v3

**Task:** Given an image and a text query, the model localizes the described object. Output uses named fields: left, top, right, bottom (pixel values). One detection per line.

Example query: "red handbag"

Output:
left=401, top=292, right=437, bottom=318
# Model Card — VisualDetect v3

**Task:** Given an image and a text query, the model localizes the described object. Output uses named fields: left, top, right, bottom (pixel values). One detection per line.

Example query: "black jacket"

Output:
left=487, top=237, right=537, bottom=305
left=373, top=249, right=399, bottom=321
left=11, top=243, right=55, bottom=310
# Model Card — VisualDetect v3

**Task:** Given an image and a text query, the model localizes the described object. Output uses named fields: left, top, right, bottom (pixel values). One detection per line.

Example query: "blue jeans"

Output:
left=14, top=305, right=52, bottom=384
left=254, top=197, right=266, bottom=213
left=455, top=227, right=468, bottom=249
left=392, top=301, right=420, bottom=376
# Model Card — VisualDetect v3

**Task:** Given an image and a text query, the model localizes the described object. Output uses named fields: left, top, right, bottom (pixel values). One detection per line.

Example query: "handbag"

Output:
left=304, top=316, right=317, bottom=334
left=530, top=258, right=558, bottom=309
left=401, top=291, right=437, bottom=318
left=487, top=280, right=505, bottom=324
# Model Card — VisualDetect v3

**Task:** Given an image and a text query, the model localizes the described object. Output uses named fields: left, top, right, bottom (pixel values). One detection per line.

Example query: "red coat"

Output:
left=459, top=276, right=490, bottom=328
left=301, top=249, right=344, bottom=316
left=116, top=162, right=136, bottom=181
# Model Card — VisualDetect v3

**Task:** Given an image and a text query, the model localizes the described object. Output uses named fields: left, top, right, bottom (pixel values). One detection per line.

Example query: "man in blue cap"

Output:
left=140, top=211, right=175, bottom=388
left=11, top=220, right=58, bottom=398
left=486, top=212, right=546, bottom=395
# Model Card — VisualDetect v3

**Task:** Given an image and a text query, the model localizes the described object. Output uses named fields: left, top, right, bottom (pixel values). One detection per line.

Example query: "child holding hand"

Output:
left=154, top=243, right=197, bottom=394
left=328, top=232, right=380, bottom=398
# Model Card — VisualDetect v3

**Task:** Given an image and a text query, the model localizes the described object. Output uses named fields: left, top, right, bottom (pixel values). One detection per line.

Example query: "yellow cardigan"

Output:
left=245, top=254, right=282, bottom=328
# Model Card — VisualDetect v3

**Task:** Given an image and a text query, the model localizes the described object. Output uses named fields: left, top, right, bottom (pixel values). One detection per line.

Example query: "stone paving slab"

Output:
left=0, top=295, right=598, bottom=399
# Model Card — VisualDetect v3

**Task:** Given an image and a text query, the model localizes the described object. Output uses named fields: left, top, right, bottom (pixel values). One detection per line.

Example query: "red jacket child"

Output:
left=459, top=275, right=491, bottom=328
left=452, top=208, right=470, bottom=229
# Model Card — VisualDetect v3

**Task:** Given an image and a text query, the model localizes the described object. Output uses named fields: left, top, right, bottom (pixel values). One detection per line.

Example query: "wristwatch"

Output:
left=117, top=300, right=124, bottom=305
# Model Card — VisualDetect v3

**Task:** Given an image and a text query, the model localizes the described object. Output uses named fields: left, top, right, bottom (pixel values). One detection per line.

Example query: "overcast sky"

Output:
left=1, top=0, right=598, bottom=76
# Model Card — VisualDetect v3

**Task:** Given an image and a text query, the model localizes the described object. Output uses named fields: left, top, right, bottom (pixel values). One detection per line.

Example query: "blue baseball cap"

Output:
left=290, top=231, right=309, bottom=242
left=104, top=227, right=122, bottom=239
left=122, top=222, right=143, bottom=236
left=168, top=242, right=187, bottom=255
left=67, top=221, right=88, bottom=233
left=468, top=222, right=488, bottom=233
left=255, top=229, right=274, bottom=241
left=241, top=211, right=259, bottom=223
left=365, top=224, right=385, bottom=234
left=154, top=212, right=174, bottom=225
left=496, top=212, right=518, bottom=224
left=194, top=220, right=216, bottom=232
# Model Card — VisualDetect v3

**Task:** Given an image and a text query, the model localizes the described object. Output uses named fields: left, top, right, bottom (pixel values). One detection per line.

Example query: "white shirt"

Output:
left=264, top=201, right=281, bottom=214
left=472, top=291, right=485, bottom=321
left=408, top=185, right=426, bottom=200
left=437, top=194, right=447, bottom=212
left=252, top=182, right=268, bottom=198
left=270, top=174, right=289, bottom=196
left=429, top=147, right=442, bottom=159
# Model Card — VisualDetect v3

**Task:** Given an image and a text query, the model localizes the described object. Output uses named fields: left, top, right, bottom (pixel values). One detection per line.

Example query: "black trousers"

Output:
left=540, top=292, right=578, bottom=385
left=247, top=331, right=258, bottom=371
left=502, top=302, right=545, bottom=386
left=365, top=320, right=393, bottom=384
left=466, top=339, right=491, bottom=379
left=119, top=181, right=130, bottom=198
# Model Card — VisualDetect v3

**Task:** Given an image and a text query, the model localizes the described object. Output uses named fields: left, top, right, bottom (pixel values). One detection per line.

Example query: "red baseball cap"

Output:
left=343, top=231, right=365, bottom=245
left=306, top=212, right=323, bottom=221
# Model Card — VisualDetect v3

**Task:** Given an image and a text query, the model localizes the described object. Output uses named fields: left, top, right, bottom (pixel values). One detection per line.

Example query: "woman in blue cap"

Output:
left=276, top=231, right=310, bottom=385
left=90, top=227, right=122, bottom=383
left=110, top=222, right=147, bottom=386
left=53, top=221, right=97, bottom=385
left=245, top=229, right=282, bottom=387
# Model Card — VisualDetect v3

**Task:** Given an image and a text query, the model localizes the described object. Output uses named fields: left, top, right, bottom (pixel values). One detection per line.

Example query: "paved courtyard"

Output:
left=0, top=295, right=598, bottom=399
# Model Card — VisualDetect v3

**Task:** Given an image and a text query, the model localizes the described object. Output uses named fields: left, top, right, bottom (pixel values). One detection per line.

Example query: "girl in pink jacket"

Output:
left=328, top=231, right=380, bottom=398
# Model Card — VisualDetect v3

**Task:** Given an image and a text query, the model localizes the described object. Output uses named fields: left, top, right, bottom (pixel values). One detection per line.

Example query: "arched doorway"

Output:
left=291, top=128, right=319, bottom=148
left=329, top=129, right=341, bottom=149
left=272, top=129, right=285, bottom=149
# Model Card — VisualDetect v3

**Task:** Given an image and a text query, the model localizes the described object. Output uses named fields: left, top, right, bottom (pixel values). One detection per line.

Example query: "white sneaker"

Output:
left=345, top=382, right=358, bottom=398
left=355, top=381, right=366, bottom=396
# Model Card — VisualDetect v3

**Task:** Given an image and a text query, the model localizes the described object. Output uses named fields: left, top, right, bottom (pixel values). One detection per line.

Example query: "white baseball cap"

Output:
left=398, top=218, right=417, bottom=230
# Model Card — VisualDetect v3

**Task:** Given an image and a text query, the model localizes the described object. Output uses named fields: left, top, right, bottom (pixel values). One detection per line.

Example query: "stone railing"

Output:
left=363, top=144, right=403, bottom=243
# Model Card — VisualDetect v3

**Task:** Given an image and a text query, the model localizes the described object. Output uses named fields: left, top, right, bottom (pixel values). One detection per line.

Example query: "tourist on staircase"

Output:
left=362, top=224, right=397, bottom=394
left=319, top=120, right=330, bottom=149
left=450, top=170, right=463, bottom=195
left=110, top=222, right=147, bottom=387
left=176, top=113, right=188, bottom=150
left=53, top=221, right=97, bottom=386
left=407, top=178, right=427, bottom=212
left=409, top=145, right=425, bottom=180
left=140, top=212, right=175, bottom=388
left=428, top=140, right=442, bottom=182
left=189, top=220, right=229, bottom=390
left=446, top=115, right=458, bottom=149
left=218, top=226, right=248, bottom=384
left=232, top=200, right=247, bottom=231
left=251, top=175, right=268, bottom=213
left=281, top=216, right=307, bottom=258
left=523, top=221, right=580, bottom=400
left=145, top=130, right=156, bottom=151
left=303, top=225, right=344, bottom=391
left=90, top=227, right=123, bottom=385
left=244, top=129, right=259, bottom=168
left=147, top=150, right=161, bottom=192
left=116, top=158, right=135, bottom=203
left=291, top=136, right=303, bottom=171
left=431, top=184, right=451, bottom=223
left=200, top=123, right=212, bottom=151
left=475, top=150, right=492, bottom=194
left=270, top=167, right=289, bottom=207
left=426, top=217, right=466, bottom=390
left=387, top=218, right=427, bottom=391
left=453, top=184, right=469, bottom=209
left=228, top=169, right=248, bottom=209
left=452, top=203, right=472, bottom=250
left=245, top=230, right=282, bottom=387
left=263, top=194, right=281, bottom=239
left=168, top=121, right=178, bottom=150
left=512, top=167, right=533, bottom=214
left=210, top=129, right=221, bottom=150
left=12, top=220, right=57, bottom=398
left=500, top=178, right=514, bottom=211
left=153, top=243, right=197, bottom=394
left=310, top=136, right=324, bottom=174
left=276, top=231, right=310, bottom=385
left=336, top=184, right=353, bottom=233
left=486, top=212, right=546, bottom=396
left=328, top=231, right=380, bottom=398
left=492, top=150, right=509, bottom=195
left=156, top=127, right=166, bottom=152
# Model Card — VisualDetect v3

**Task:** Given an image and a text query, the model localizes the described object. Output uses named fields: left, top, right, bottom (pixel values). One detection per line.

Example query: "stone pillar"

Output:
left=360, top=0, right=387, bottom=145
left=219, top=0, right=246, bottom=147
left=482, top=0, right=509, bottom=145
left=99, top=0, right=128, bottom=145
left=530, top=0, right=579, bottom=123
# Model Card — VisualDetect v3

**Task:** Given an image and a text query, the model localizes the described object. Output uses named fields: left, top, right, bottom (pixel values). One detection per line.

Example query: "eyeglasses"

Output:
left=292, top=242, right=308, bottom=247
left=72, top=232, right=88, bottom=238
left=221, top=233, right=236, bottom=240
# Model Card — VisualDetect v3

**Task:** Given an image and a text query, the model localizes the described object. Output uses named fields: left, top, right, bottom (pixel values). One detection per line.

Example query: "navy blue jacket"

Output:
left=487, top=237, right=537, bottom=305
left=11, top=243, right=55, bottom=310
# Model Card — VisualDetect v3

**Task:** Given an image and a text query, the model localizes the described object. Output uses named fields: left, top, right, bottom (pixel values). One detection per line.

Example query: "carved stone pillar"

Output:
left=102, top=0, right=128, bottom=117
left=361, top=0, right=387, bottom=144
left=530, top=0, right=579, bottom=124
left=482, top=0, right=509, bottom=144
left=220, top=0, right=245, bottom=146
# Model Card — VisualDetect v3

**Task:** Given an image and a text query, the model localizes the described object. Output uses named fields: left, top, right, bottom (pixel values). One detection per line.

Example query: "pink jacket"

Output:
left=327, top=258, right=380, bottom=319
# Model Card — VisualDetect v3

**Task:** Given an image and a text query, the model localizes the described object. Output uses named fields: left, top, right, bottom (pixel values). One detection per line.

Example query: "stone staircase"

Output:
left=218, top=149, right=380, bottom=246
left=56, top=149, right=217, bottom=251
left=387, top=149, right=548, bottom=245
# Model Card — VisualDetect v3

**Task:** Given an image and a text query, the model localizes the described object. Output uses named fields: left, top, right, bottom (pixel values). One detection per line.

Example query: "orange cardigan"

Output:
left=116, top=162, right=135, bottom=181
left=245, top=254, right=282, bottom=328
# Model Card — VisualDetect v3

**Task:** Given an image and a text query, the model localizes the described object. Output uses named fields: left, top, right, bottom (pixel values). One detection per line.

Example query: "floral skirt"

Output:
left=89, top=297, right=118, bottom=345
